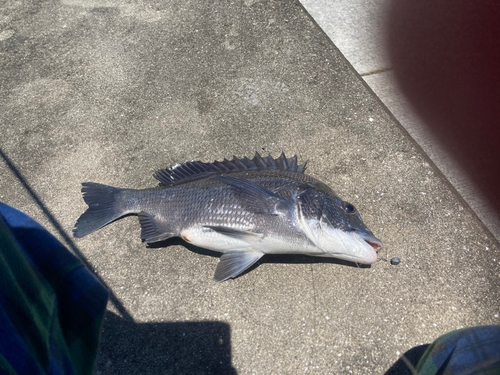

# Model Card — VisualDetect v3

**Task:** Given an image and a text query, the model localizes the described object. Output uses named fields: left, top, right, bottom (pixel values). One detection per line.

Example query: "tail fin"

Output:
left=73, top=182, right=127, bottom=238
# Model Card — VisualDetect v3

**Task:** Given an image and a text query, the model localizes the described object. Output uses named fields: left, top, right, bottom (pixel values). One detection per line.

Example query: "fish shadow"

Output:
left=147, top=238, right=370, bottom=279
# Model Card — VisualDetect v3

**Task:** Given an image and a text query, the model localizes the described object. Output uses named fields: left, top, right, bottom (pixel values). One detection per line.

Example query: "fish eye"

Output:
left=342, top=202, right=356, bottom=214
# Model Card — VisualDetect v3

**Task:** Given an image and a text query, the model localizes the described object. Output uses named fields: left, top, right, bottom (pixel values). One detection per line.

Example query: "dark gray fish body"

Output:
left=74, top=153, right=382, bottom=281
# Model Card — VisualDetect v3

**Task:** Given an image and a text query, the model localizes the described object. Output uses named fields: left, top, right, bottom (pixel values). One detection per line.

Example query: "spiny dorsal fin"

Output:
left=154, top=152, right=307, bottom=186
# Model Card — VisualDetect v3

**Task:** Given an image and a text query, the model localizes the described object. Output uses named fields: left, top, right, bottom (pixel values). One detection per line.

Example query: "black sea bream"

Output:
left=74, top=153, right=382, bottom=281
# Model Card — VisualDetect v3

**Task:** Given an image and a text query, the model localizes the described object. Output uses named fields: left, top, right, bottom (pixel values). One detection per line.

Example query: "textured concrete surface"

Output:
left=299, top=0, right=390, bottom=76
left=1, top=0, right=499, bottom=374
left=300, top=0, right=500, bottom=240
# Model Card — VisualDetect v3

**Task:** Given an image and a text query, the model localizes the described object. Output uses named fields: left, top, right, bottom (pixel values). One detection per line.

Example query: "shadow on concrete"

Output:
left=0, top=147, right=236, bottom=373
left=0, top=147, right=132, bottom=321
left=384, top=344, right=430, bottom=375
left=96, top=311, right=236, bottom=375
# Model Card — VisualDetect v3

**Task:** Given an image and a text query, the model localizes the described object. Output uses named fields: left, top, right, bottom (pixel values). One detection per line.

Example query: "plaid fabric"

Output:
left=416, top=325, right=500, bottom=374
left=0, top=202, right=108, bottom=375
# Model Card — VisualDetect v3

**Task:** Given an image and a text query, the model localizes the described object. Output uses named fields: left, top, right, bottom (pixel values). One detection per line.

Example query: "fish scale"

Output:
left=74, top=152, right=382, bottom=281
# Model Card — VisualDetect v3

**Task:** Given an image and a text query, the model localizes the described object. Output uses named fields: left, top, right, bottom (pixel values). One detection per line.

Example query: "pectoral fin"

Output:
left=214, top=251, right=264, bottom=282
left=204, top=225, right=263, bottom=240
left=213, top=175, right=283, bottom=215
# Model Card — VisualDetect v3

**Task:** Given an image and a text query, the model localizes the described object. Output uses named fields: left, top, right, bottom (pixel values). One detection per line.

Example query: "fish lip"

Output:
left=358, top=232, right=383, bottom=252
left=366, top=239, right=383, bottom=251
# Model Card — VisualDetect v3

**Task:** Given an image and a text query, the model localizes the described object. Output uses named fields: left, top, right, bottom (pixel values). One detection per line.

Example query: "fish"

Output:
left=73, top=152, right=382, bottom=281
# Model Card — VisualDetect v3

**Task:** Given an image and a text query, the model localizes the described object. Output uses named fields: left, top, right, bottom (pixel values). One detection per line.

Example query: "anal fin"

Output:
left=138, top=212, right=175, bottom=243
left=214, top=251, right=264, bottom=282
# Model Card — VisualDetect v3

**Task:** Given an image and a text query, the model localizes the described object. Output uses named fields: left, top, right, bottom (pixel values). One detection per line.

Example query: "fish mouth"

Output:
left=359, top=232, right=383, bottom=252
left=365, top=239, right=383, bottom=251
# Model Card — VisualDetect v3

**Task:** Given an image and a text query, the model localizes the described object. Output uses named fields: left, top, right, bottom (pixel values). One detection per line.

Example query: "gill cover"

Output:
left=296, top=188, right=379, bottom=264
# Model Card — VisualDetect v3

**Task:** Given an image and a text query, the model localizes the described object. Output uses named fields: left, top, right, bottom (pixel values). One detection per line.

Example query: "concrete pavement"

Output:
left=1, top=0, right=499, bottom=373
